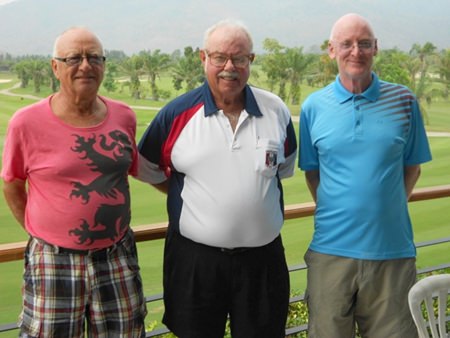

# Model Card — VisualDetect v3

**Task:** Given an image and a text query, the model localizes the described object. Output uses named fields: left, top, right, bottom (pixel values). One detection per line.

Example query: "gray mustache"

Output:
left=218, top=71, right=239, bottom=80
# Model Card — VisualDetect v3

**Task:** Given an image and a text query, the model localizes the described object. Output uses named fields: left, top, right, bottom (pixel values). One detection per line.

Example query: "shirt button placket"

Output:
left=354, top=96, right=363, bottom=136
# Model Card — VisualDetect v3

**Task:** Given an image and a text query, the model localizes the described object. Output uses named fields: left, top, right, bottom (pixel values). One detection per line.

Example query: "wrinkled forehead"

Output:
left=206, top=26, right=252, bottom=54
left=55, top=28, right=103, bottom=56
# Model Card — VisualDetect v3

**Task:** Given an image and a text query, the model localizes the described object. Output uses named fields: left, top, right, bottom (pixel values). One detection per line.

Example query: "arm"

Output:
left=304, top=170, right=320, bottom=203
left=404, top=164, right=421, bottom=200
left=151, top=181, right=169, bottom=194
left=2, top=179, right=27, bottom=229
left=136, top=153, right=169, bottom=194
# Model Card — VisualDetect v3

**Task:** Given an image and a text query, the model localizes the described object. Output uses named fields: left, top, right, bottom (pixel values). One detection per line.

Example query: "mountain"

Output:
left=0, top=0, right=449, bottom=56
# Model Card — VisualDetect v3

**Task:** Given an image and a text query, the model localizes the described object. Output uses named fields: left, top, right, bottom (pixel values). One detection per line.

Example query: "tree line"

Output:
left=1, top=40, right=449, bottom=108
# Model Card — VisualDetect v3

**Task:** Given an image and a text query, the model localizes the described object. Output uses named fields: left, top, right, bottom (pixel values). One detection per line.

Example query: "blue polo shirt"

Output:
left=299, top=73, right=432, bottom=260
left=138, top=82, right=297, bottom=248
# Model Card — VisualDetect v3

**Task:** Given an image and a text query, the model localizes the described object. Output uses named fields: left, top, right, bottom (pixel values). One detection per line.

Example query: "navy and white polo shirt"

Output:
left=138, top=82, right=297, bottom=248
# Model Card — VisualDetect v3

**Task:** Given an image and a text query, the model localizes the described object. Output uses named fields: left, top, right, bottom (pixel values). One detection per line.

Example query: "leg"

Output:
left=229, top=236, right=290, bottom=338
left=304, top=250, right=358, bottom=338
left=19, top=238, right=88, bottom=338
left=88, top=229, right=147, bottom=337
left=355, top=258, right=418, bottom=338
left=162, top=231, right=229, bottom=338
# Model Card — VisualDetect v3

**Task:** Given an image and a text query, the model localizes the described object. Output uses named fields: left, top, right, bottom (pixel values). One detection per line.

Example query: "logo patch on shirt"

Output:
left=265, top=150, right=278, bottom=168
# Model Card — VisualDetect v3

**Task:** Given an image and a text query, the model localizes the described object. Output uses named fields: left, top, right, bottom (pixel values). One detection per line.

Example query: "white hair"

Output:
left=203, top=19, right=253, bottom=52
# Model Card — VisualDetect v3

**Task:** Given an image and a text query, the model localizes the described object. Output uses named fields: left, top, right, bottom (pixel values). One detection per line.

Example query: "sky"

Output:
left=0, top=0, right=449, bottom=56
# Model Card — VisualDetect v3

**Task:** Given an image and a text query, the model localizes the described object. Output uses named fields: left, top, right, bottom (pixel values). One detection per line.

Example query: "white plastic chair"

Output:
left=408, top=274, right=450, bottom=338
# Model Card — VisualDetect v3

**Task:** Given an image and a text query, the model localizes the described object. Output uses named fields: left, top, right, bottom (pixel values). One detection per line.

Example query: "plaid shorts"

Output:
left=19, top=228, right=147, bottom=338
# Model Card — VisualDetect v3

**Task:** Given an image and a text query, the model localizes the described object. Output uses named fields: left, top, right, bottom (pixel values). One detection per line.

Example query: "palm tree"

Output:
left=171, top=46, right=204, bottom=92
left=315, top=40, right=338, bottom=87
left=409, top=42, right=438, bottom=101
left=103, top=62, right=118, bottom=93
left=407, top=42, right=439, bottom=123
left=140, top=50, right=171, bottom=100
left=13, top=60, right=32, bottom=88
left=373, top=49, right=410, bottom=86
left=437, top=49, right=450, bottom=100
left=16, top=58, right=48, bottom=93
left=45, top=61, right=59, bottom=93
left=261, top=38, right=287, bottom=96
left=120, top=55, right=144, bottom=100
left=285, top=47, right=314, bottom=105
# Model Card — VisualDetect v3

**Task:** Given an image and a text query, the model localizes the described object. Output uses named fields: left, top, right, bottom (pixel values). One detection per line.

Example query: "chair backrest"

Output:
left=408, top=274, right=450, bottom=338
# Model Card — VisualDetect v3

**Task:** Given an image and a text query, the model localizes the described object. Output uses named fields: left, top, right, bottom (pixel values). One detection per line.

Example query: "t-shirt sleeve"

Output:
left=1, top=117, right=27, bottom=182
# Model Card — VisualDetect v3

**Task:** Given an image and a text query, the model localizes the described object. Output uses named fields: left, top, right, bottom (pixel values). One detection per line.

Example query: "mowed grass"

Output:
left=0, top=72, right=449, bottom=333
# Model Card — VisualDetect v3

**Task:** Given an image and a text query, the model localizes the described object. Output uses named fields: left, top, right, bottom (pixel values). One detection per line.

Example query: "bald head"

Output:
left=327, top=13, right=378, bottom=93
left=53, top=27, right=103, bottom=58
left=330, top=13, right=375, bottom=42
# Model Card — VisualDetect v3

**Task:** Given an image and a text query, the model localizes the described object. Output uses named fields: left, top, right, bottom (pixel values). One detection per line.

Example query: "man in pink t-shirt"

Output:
left=1, top=27, right=147, bottom=337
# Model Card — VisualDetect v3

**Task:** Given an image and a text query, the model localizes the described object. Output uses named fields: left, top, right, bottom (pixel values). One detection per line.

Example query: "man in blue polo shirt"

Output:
left=299, top=13, right=432, bottom=338
left=138, top=19, right=297, bottom=338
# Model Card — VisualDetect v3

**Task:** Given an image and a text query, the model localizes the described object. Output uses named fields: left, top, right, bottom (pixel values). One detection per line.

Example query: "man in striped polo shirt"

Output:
left=299, top=13, right=432, bottom=338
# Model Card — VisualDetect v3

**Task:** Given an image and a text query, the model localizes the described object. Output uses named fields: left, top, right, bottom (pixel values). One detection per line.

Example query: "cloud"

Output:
left=0, top=0, right=18, bottom=5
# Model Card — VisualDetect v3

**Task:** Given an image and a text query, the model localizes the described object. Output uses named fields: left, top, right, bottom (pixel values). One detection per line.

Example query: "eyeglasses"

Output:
left=54, top=55, right=106, bottom=67
left=205, top=51, right=254, bottom=68
left=336, top=40, right=375, bottom=52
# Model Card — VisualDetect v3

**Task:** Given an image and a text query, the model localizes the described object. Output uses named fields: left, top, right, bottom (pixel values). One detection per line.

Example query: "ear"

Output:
left=328, top=41, right=336, bottom=60
left=199, top=49, right=207, bottom=64
left=51, top=59, right=60, bottom=80
left=373, top=39, right=379, bottom=56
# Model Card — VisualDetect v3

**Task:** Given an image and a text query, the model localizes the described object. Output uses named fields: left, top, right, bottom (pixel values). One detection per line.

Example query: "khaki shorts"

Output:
left=304, top=250, right=418, bottom=338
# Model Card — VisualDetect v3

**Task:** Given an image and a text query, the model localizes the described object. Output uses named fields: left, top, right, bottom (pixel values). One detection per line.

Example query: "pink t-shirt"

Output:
left=1, top=95, right=138, bottom=250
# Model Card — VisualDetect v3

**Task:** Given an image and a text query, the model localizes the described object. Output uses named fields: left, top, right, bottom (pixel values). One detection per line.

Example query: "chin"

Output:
left=346, top=69, right=370, bottom=79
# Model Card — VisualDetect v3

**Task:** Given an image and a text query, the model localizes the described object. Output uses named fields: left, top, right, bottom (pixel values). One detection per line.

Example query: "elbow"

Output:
left=416, top=166, right=422, bottom=179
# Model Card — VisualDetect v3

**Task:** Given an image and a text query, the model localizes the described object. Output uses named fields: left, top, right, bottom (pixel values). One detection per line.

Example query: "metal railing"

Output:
left=1, top=184, right=449, bottom=336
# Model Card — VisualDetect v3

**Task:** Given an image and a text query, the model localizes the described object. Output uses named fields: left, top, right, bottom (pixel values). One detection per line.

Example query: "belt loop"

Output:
left=107, top=243, right=118, bottom=255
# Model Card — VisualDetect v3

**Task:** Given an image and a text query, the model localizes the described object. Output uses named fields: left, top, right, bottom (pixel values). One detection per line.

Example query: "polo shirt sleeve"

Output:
left=299, top=106, right=319, bottom=171
left=278, top=117, right=297, bottom=179
left=404, top=100, right=432, bottom=165
left=136, top=112, right=169, bottom=184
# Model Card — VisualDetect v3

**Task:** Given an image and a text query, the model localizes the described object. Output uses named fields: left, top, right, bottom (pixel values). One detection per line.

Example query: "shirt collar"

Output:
left=333, top=72, right=380, bottom=103
left=202, top=81, right=263, bottom=117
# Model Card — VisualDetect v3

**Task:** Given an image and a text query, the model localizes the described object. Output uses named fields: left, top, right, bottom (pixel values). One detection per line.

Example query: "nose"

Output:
left=350, top=44, right=363, bottom=55
left=79, top=56, right=92, bottom=68
left=224, top=57, right=236, bottom=69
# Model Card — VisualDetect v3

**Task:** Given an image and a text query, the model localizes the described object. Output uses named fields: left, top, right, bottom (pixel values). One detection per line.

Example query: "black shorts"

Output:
left=162, top=231, right=290, bottom=338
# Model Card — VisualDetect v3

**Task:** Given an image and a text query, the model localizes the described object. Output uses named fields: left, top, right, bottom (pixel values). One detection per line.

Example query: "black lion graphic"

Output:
left=68, top=130, right=132, bottom=245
